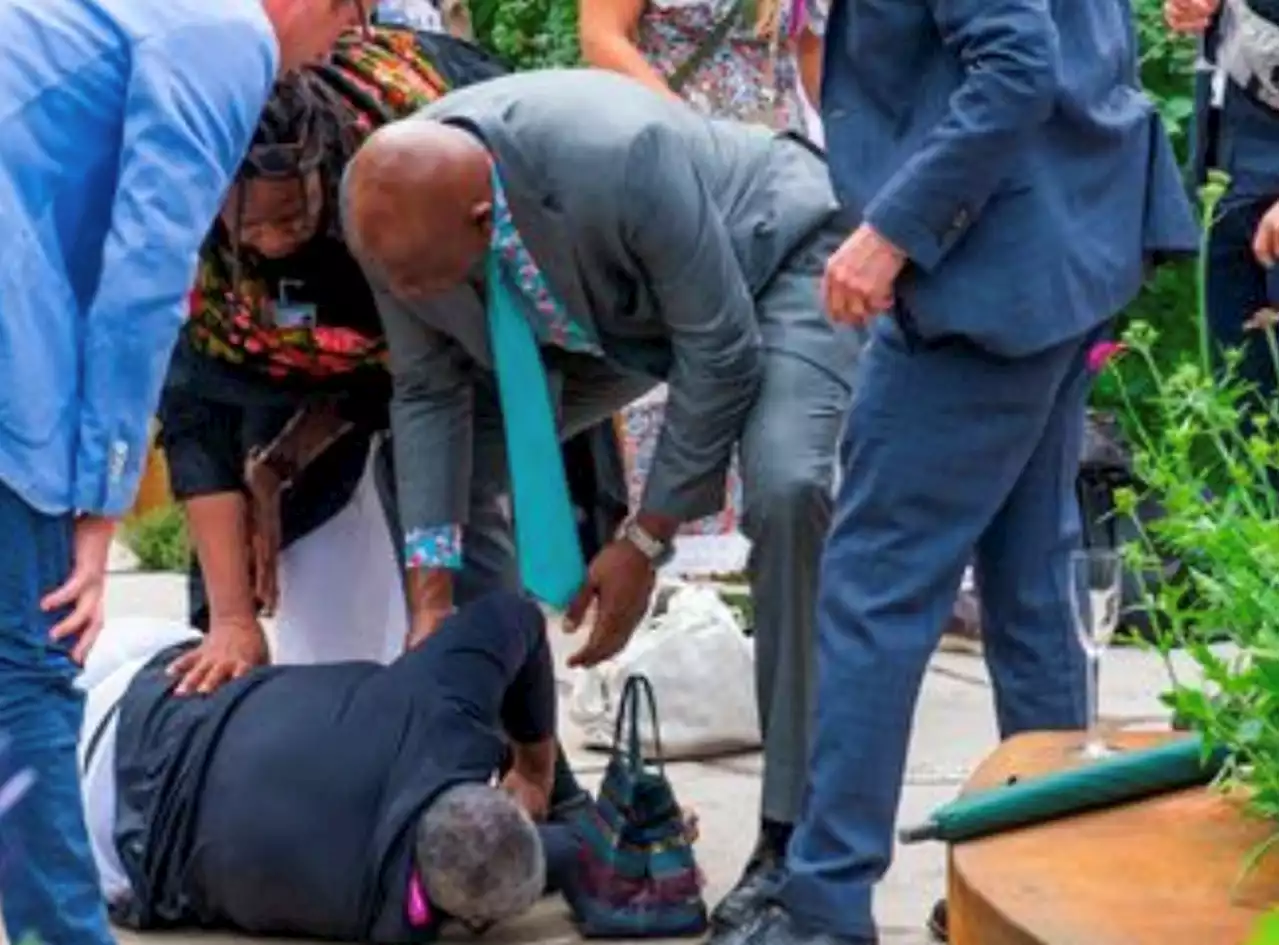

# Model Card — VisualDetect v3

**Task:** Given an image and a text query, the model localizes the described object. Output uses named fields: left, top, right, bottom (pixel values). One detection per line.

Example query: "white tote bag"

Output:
left=568, top=583, right=761, bottom=760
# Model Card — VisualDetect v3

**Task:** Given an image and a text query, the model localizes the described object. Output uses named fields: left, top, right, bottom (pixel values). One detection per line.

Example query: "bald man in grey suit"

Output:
left=341, top=69, right=863, bottom=925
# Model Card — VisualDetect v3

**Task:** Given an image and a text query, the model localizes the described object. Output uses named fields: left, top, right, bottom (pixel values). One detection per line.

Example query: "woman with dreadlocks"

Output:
left=156, top=28, right=510, bottom=696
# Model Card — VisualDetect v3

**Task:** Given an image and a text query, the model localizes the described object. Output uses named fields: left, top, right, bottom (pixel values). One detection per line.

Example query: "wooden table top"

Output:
left=947, top=730, right=1278, bottom=945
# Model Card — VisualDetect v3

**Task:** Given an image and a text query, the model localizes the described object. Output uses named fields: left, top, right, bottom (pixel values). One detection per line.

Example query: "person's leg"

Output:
left=977, top=340, right=1092, bottom=739
left=713, top=347, right=851, bottom=928
left=0, top=482, right=114, bottom=945
left=703, top=223, right=860, bottom=931
left=772, top=322, right=1092, bottom=942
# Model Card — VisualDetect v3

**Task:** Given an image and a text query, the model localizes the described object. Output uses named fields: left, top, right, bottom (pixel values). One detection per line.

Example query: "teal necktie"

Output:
left=485, top=249, right=586, bottom=608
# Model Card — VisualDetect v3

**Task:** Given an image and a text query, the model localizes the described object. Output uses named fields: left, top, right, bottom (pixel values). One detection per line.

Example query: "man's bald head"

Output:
left=343, top=120, right=493, bottom=299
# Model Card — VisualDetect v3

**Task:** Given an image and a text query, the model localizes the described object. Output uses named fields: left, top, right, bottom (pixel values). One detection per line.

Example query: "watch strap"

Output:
left=621, top=519, right=674, bottom=566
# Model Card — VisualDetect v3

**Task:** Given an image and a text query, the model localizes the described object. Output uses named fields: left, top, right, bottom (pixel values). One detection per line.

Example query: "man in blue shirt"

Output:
left=0, top=1, right=364, bottom=942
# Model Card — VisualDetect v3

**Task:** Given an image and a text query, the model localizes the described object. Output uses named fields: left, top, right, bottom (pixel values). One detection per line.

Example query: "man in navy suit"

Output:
left=708, top=2, right=1200, bottom=944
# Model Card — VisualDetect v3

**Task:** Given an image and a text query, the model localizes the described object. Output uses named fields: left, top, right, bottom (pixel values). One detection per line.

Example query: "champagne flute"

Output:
left=1069, top=549, right=1123, bottom=759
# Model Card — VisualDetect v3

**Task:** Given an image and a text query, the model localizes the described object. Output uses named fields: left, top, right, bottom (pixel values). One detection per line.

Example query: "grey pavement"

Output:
left=4, top=573, right=1183, bottom=945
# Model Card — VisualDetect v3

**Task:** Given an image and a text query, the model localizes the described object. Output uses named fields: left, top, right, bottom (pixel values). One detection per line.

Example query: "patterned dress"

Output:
left=620, top=0, right=808, bottom=562
left=638, top=0, right=806, bottom=131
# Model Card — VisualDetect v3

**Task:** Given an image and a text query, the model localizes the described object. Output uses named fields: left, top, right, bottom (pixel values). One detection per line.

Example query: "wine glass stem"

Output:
left=1085, top=651, right=1100, bottom=750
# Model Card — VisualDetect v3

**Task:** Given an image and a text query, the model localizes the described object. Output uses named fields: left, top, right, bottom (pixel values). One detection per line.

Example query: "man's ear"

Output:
left=471, top=201, right=493, bottom=240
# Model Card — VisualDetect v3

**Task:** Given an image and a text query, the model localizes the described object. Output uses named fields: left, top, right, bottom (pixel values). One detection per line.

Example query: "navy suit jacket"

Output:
left=822, top=0, right=1201, bottom=356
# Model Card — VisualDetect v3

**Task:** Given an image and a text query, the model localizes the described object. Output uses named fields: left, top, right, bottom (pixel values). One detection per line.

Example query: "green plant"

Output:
left=469, top=0, right=580, bottom=69
left=1247, top=907, right=1279, bottom=945
left=1111, top=321, right=1279, bottom=826
left=1102, top=178, right=1279, bottom=853
left=123, top=504, right=190, bottom=573
left=1093, top=0, right=1202, bottom=431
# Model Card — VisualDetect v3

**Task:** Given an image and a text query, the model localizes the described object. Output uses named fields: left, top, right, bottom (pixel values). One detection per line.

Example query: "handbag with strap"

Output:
left=565, top=674, right=708, bottom=938
left=667, top=1, right=743, bottom=93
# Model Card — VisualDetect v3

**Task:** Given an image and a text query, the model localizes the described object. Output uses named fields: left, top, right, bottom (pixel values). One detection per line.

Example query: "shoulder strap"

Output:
left=667, top=1, right=742, bottom=93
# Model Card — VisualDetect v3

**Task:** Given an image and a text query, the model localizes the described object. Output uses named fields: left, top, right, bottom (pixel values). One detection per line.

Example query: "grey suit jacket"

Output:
left=360, top=69, right=840, bottom=542
left=821, top=0, right=1200, bottom=357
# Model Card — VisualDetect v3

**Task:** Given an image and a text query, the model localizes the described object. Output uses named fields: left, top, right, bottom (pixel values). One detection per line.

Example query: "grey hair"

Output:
left=415, top=783, right=545, bottom=926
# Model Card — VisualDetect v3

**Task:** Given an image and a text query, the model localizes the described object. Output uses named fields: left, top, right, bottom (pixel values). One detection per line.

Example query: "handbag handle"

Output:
left=610, top=673, right=666, bottom=775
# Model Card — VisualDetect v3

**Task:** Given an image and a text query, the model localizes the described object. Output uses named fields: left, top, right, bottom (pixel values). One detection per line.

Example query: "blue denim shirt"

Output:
left=0, top=0, right=278, bottom=516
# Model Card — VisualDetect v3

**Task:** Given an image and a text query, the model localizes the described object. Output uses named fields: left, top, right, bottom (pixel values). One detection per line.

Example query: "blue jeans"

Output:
left=0, top=481, right=114, bottom=944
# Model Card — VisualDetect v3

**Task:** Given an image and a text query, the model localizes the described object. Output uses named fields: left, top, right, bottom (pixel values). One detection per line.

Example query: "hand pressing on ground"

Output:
left=167, top=615, right=269, bottom=696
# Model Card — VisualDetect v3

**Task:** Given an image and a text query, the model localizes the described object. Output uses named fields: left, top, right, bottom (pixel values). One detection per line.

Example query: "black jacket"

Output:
left=111, top=591, right=555, bottom=942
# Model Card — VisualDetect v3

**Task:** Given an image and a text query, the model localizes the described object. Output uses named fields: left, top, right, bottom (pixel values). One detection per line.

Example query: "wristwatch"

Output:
left=619, top=518, right=675, bottom=568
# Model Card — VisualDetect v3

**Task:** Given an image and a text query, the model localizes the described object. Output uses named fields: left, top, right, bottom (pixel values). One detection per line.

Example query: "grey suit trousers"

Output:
left=452, top=224, right=862, bottom=826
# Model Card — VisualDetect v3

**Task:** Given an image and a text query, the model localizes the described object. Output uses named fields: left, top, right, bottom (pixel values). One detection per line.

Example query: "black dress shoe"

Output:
left=927, top=899, right=948, bottom=941
left=707, top=906, right=878, bottom=945
left=710, top=842, right=785, bottom=931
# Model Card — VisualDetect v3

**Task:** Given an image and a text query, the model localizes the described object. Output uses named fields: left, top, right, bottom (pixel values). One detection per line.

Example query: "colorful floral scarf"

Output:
left=187, top=28, right=455, bottom=380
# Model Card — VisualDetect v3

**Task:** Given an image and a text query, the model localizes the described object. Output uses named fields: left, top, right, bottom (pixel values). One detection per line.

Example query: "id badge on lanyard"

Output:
left=273, top=279, right=317, bottom=329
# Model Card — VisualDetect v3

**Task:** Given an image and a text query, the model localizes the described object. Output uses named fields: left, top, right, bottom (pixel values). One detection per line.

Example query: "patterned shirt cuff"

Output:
left=404, top=524, right=463, bottom=570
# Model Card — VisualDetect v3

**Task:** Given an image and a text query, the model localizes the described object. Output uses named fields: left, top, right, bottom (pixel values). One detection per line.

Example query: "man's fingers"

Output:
left=825, top=268, right=870, bottom=326
left=566, top=616, right=610, bottom=667
left=40, top=570, right=86, bottom=613
left=567, top=612, right=622, bottom=669
left=563, top=582, right=594, bottom=631
left=566, top=635, right=605, bottom=669
left=48, top=595, right=95, bottom=642
left=70, top=615, right=104, bottom=666
left=1259, top=220, right=1280, bottom=265
left=1252, top=226, right=1277, bottom=266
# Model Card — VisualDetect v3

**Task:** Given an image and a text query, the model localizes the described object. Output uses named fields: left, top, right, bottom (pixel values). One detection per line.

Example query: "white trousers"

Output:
left=271, top=450, right=407, bottom=666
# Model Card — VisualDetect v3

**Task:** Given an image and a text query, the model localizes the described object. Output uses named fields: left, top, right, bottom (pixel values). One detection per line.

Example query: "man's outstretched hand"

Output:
left=563, top=539, right=655, bottom=669
left=167, top=616, right=269, bottom=696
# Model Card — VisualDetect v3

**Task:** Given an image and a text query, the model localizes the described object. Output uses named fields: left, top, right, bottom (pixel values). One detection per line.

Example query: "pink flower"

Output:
left=1087, top=341, right=1128, bottom=373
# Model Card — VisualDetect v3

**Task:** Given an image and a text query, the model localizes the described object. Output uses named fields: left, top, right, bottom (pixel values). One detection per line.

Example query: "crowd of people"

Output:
left=0, top=0, right=1274, bottom=944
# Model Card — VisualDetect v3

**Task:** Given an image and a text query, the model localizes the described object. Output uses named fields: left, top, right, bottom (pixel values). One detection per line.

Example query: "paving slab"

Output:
left=1, top=574, right=1179, bottom=945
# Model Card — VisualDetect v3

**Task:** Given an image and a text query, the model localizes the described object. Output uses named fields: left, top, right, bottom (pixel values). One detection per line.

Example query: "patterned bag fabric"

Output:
left=566, top=675, right=708, bottom=938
